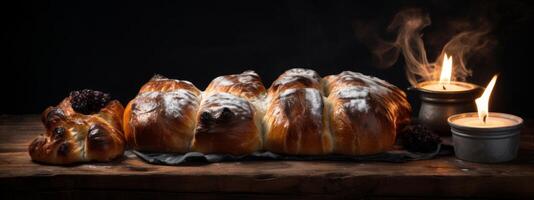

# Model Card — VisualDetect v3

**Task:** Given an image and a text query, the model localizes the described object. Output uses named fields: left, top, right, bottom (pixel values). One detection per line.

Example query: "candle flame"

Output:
left=475, top=75, right=498, bottom=123
left=439, top=53, right=453, bottom=90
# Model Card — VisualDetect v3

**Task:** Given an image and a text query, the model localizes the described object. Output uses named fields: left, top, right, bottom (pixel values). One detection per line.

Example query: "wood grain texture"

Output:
left=1, top=115, right=533, bottom=199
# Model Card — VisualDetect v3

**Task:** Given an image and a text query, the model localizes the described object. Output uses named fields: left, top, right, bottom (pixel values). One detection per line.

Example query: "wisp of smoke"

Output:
left=355, top=8, right=493, bottom=86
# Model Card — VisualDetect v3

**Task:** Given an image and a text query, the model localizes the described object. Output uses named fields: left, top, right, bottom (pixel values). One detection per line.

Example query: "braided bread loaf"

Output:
left=124, top=69, right=410, bottom=156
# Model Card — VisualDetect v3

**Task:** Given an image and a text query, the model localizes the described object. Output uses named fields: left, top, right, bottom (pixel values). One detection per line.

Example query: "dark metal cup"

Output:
left=409, top=81, right=482, bottom=136
left=448, top=112, right=523, bottom=163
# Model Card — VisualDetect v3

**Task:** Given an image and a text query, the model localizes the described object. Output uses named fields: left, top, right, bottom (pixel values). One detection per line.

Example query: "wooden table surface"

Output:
left=1, top=115, right=533, bottom=199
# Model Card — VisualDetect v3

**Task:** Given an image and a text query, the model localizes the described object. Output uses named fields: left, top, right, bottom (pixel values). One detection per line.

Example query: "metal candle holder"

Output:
left=448, top=112, right=523, bottom=163
left=409, top=81, right=482, bottom=136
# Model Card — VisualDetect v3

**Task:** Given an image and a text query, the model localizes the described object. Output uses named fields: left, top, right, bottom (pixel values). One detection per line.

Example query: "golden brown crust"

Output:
left=139, top=74, right=201, bottom=96
left=323, top=71, right=411, bottom=155
left=191, top=93, right=262, bottom=155
left=205, top=70, right=266, bottom=100
left=124, top=75, right=200, bottom=153
left=264, top=88, right=333, bottom=155
left=264, top=69, right=332, bottom=155
left=29, top=98, right=125, bottom=165
left=267, top=68, right=323, bottom=97
left=264, top=88, right=332, bottom=155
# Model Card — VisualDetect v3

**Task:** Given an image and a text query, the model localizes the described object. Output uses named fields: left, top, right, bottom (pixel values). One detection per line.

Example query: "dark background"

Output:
left=3, top=0, right=533, bottom=117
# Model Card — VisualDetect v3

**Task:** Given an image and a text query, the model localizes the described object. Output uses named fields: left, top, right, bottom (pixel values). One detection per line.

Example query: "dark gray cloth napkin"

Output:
left=132, top=144, right=449, bottom=165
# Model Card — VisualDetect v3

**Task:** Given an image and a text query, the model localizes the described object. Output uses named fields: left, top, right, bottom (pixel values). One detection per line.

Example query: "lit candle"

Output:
left=449, top=75, right=521, bottom=128
left=412, top=53, right=482, bottom=135
left=447, top=75, right=523, bottom=163
left=418, top=53, right=475, bottom=92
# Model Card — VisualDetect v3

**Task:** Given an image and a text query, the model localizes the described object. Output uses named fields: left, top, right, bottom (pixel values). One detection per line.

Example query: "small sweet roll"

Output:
left=191, top=92, right=262, bottom=155
left=264, top=68, right=333, bottom=155
left=123, top=75, right=201, bottom=153
left=323, top=71, right=411, bottom=155
left=29, top=90, right=125, bottom=165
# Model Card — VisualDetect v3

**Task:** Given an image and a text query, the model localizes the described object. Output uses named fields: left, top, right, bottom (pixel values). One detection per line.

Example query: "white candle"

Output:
left=420, top=83, right=472, bottom=92
left=451, top=114, right=519, bottom=128
left=417, top=81, right=476, bottom=92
